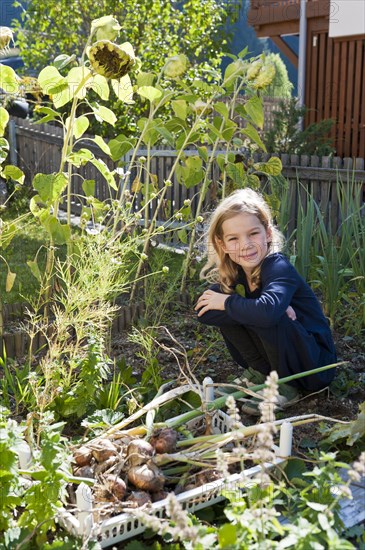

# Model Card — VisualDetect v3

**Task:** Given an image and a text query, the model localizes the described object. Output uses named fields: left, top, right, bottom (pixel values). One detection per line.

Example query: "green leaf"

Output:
left=177, top=228, right=188, bottom=244
left=111, top=75, right=134, bottom=104
left=254, top=157, right=282, bottom=176
left=214, top=101, right=229, bottom=120
left=92, top=135, right=111, bottom=157
left=73, top=115, right=89, bottom=139
left=137, top=86, right=162, bottom=103
left=67, top=148, right=93, bottom=167
left=136, top=71, right=155, bottom=88
left=176, top=156, right=204, bottom=188
left=155, top=126, right=175, bottom=147
left=171, top=99, right=188, bottom=120
left=92, top=105, right=117, bottom=126
left=243, top=173, right=261, bottom=188
left=27, top=259, right=42, bottom=282
left=218, top=523, right=237, bottom=547
left=43, top=216, right=71, bottom=244
left=226, top=161, right=244, bottom=184
left=38, top=65, right=65, bottom=94
left=222, top=119, right=237, bottom=142
left=284, top=458, right=307, bottom=481
left=0, top=107, right=9, bottom=137
left=89, top=158, right=117, bottom=191
left=34, top=106, right=60, bottom=124
left=197, top=146, right=208, bottom=162
left=90, top=74, right=109, bottom=100
left=241, top=123, right=267, bottom=152
left=2, top=165, right=25, bottom=184
left=6, top=270, right=16, bottom=292
left=32, top=173, right=68, bottom=202
left=108, top=134, right=134, bottom=161
left=0, top=65, right=19, bottom=94
left=66, top=66, right=92, bottom=99
left=82, top=179, right=95, bottom=197
left=244, top=96, right=264, bottom=129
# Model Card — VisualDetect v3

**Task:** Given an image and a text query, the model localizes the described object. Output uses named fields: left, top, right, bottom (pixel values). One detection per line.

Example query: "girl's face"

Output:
left=219, top=212, right=271, bottom=276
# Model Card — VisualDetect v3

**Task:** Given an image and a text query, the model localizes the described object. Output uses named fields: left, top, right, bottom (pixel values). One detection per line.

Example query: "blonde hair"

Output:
left=200, top=188, right=285, bottom=293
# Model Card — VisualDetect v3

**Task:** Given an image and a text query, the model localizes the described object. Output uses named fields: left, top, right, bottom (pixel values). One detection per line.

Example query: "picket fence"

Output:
left=10, top=117, right=365, bottom=236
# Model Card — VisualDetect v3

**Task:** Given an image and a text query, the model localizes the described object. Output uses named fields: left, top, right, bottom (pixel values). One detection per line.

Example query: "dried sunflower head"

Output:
left=0, top=27, right=13, bottom=52
left=163, top=54, right=188, bottom=79
left=252, top=64, right=276, bottom=89
left=91, top=15, right=121, bottom=42
left=88, top=40, right=136, bottom=79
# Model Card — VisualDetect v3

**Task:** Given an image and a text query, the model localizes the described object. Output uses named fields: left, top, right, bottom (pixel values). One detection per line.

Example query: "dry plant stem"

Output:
left=130, top=99, right=215, bottom=301
left=87, top=385, right=198, bottom=444
left=165, top=362, right=346, bottom=429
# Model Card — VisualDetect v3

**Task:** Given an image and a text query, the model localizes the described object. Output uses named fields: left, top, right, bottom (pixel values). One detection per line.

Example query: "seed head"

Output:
left=0, top=27, right=13, bottom=51
left=163, top=54, right=188, bottom=79
left=91, top=15, right=121, bottom=42
left=88, top=40, right=136, bottom=80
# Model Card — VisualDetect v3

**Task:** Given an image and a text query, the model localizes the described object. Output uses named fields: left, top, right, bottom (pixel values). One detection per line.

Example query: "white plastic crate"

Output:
left=59, top=406, right=293, bottom=548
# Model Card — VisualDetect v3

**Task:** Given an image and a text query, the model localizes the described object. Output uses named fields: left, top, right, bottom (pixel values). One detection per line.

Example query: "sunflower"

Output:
left=88, top=40, right=136, bottom=80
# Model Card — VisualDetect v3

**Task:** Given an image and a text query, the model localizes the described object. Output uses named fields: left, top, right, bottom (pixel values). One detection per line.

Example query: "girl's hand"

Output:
left=195, top=290, right=229, bottom=317
left=286, top=305, right=296, bottom=321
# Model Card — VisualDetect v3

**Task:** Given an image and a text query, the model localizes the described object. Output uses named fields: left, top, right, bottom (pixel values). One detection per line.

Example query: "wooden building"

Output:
left=248, top=0, right=365, bottom=158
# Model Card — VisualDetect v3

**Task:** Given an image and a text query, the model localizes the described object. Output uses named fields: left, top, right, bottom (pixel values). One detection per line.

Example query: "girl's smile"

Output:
left=219, top=213, right=271, bottom=275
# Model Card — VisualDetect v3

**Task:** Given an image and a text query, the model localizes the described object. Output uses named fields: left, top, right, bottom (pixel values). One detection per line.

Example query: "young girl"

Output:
left=195, top=188, right=337, bottom=414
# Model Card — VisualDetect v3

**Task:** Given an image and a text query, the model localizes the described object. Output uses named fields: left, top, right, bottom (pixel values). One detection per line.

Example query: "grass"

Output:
left=0, top=212, right=51, bottom=304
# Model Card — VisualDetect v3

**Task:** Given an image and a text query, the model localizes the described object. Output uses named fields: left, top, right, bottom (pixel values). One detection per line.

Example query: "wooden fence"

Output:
left=10, top=117, right=365, bottom=236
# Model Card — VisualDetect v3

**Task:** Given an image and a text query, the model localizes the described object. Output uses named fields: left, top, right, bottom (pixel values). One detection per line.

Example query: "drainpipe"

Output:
left=297, top=0, right=307, bottom=130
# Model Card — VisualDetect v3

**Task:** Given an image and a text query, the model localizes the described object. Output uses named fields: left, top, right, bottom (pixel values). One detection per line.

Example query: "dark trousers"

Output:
left=220, top=315, right=335, bottom=392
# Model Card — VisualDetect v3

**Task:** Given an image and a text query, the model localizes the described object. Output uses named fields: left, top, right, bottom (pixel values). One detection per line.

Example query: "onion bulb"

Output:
left=73, top=445, right=93, bottom=467
left=128, top=463, right=164, bottom=492
left=126, top=439, right=154, bottom=467
left=150, top=428, right=178, bottom=454
left=91, top=439, right=118, bottom=463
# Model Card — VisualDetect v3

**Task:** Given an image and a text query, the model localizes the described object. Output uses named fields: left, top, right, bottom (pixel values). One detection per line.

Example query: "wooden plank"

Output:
left=323, top=35, right=333, bottom=121
left=360, top=40, right=365, bottom=157
left=352, top=40, right=363, bottom=160
left=317, top=31, right=327, bottom=120
left=345, top=40, right=355, bottom=157
left=330, top=40, right=341, bottom=148
left=337, top=41, right=348, bottom=158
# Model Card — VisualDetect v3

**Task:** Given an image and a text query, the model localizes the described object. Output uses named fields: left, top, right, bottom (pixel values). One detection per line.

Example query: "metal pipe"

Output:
left=297, top=0, right=307, bottom=129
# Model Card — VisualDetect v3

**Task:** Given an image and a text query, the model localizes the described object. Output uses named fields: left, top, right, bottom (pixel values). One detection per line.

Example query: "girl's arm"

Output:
left=195, top=256, right=299, bottom=327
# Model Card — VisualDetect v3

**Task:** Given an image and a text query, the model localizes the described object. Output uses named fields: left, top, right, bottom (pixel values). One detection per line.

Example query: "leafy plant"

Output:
left=265, top=97, right=335, bottom=155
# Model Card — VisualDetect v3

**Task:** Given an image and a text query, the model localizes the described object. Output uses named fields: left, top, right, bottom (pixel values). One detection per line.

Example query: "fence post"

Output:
left=8, top=119, right=18, bottom=166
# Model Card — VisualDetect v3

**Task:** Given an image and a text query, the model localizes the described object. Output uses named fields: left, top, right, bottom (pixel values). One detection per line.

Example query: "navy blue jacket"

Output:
left=198, top=253, right=337, bottom=370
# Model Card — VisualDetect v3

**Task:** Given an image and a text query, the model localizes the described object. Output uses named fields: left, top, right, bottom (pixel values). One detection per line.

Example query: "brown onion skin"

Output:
left=126, top=439, right=154, bottom=467
left=92, top=440, right=118, bottom=463
left=74, top=466, right=95, bottom=479
left=126, top=491, right=152, bottom=507
left=73, top=445, right=93, bottom=467
left=104, top=475, right=127, bottom=500
left=150, top=428, right=178, bottom=454
left=127, top=463, right=165, bottom=492
left=151, top=490, right=169, bottom=502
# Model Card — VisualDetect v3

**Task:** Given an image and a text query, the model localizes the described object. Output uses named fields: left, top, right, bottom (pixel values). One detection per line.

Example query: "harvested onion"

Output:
left=126, top=491, right=152, bottom=507
left=73, top=445, right=93, bottom=467
left=128, top=463, right=164, bottom=492
left=150, top=428, right=178, bottom=454
left=91, top=439, right=118, bottom=463
left=104, top=475, right=127, bottom=500
left=126, top=439, right=154, bottom=467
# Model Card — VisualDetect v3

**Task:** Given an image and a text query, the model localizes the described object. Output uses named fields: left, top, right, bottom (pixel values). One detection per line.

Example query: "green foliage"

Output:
left=261, top=52, right=293, bottom=98
left=14, top=0, right=242, bottom=136
left=265, top=97, right=335, bottom=155
left=320, top=402, right=365, bottom=460
left=0, top=409, right=71, bottom=546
